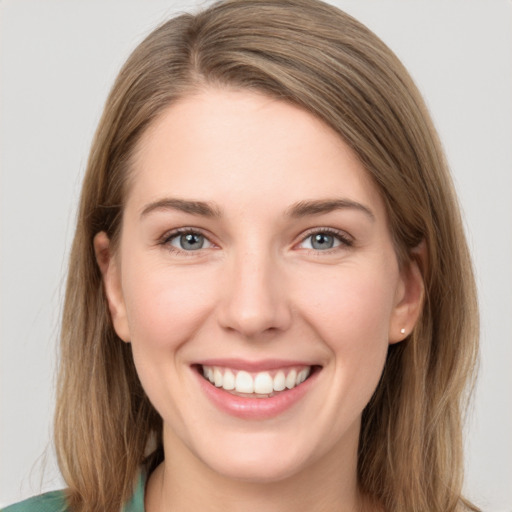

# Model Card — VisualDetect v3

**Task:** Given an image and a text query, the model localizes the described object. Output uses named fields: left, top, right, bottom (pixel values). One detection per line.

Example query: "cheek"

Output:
left=122, top=263, right=216, bottom=351
left=294, top=260, right=398, bottom=403
left=296, top=263, right=397, bottom=425
left=296, top=263, right=398, bottom=348
left=120, top=264, right=218, bottom=423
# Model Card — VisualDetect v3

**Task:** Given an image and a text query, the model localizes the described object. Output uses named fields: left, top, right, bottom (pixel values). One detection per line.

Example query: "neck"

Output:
left=145, top=425, right=371, bottom=512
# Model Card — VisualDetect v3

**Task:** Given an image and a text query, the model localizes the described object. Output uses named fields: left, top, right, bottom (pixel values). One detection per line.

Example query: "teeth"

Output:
left=202, top=365, right=312, bottom=394
left=235, top=371, right=254, bottom=393
left=297, top=368, right=309, bottom=385
left=273, top=371, right=286, bottom=391
left=223, top=369, right=235, bottom=390
left=203, top=366, right=214, bottom=382
left=254, top=372, right=274, bottom=394
left=285, top=369, right=297, bottom=389
left=214, top=368, right=223, bottom=387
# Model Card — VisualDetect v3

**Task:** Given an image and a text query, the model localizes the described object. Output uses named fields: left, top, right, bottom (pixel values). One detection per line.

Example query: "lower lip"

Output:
left=194, top=367, right=319, bottom=420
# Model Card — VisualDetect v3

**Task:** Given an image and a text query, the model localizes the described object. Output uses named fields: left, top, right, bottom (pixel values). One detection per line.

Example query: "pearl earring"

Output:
left=400, top=328, right=406, bottom=334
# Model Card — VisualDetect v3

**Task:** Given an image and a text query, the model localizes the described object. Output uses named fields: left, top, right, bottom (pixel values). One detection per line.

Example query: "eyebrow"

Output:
left=286, top=199, right=375, bottom=221
left=140, top=197, right=375, bottom=221
left=140, top=198, right=222, bottom=218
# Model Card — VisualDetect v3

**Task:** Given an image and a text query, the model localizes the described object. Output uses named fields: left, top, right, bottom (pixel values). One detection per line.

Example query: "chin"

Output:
left=190, top=431, right=317, bottom=484
left=207, top=453, right=308, bottom=484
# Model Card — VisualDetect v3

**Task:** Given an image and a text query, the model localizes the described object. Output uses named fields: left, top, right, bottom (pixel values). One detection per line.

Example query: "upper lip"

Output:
left=194, top=358, right=319, bottom=372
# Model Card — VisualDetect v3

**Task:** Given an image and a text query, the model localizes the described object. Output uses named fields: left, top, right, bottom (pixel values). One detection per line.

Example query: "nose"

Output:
left=217, top=248, right=292, bottom=339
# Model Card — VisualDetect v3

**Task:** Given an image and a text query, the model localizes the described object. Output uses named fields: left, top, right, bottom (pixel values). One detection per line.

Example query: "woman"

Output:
left=3, top=0, right=479, bottom=511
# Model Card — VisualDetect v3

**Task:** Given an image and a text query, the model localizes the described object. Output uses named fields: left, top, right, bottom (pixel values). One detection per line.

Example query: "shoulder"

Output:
left=2, top=491, right=68, bottom=512
left=2, top=470, right=146, bottom=512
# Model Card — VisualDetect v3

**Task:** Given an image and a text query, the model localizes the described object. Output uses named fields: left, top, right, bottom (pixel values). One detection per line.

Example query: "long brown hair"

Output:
left=55, top=1, right=479, bottom=510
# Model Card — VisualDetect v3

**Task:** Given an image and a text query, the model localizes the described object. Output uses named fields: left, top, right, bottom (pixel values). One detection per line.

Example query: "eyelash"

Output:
left=159, top=227, right=353, bottom=255
left=297, top=227, right=354, bottom=252
left=160, top=228, right=214, bottom=256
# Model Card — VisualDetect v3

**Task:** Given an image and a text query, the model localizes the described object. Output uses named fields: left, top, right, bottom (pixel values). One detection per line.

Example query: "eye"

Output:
left=298, top=229, right=352, bottom=251
left=165, top=230, right=214, bottom=252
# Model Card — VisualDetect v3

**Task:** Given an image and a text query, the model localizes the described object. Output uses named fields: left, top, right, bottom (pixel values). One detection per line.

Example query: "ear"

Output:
left=388, top=241, right=426, bottom=344
left=93, top=231, right=131, bottom=342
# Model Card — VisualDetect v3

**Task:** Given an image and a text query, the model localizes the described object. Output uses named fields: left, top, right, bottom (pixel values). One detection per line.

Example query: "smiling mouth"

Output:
left=197, top=364, right=319, bottom=398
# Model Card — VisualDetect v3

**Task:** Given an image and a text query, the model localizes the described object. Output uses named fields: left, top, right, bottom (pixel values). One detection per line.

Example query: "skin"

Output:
left=95, top=88, right=424, bottom=512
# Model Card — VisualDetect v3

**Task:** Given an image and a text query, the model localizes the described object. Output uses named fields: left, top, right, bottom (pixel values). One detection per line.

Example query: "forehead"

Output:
left=127, top=87, right=384, bottom=219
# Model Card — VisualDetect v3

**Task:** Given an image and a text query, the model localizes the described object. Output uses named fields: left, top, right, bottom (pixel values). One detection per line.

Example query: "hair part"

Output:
left=55, top=1, right=479, bottom=510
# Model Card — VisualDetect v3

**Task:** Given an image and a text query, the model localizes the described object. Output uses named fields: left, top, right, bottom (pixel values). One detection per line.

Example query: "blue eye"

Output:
left=299, top=230, right=351, bottom=251
left=310, top=233, right=336, bottom=250
left=167, top=231, right=213, bottom=251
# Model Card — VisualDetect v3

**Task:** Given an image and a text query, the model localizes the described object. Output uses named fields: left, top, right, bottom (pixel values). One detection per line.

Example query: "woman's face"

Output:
left=96, top=88, right=422, bottom=483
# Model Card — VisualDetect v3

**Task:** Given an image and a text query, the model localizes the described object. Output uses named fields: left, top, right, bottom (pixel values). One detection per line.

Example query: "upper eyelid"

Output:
left=161, top=227, right=213, bottom=242
left=158, top=226, right=353, bottom=248
left=160, top=228, right=216, bottom=256
left=297, top=227, right=353, bottom=243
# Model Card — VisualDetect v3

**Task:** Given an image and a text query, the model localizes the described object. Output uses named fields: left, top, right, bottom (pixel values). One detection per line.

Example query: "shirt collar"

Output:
left=123, top=470, right=146, bottom=512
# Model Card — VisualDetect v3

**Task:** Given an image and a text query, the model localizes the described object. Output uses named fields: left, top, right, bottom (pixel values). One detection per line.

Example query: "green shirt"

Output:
left=1, top=472, right=145, bottom=512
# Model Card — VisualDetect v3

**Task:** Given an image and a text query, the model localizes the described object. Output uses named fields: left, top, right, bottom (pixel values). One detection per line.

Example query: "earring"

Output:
left=400, top=328, right=406, bottom=335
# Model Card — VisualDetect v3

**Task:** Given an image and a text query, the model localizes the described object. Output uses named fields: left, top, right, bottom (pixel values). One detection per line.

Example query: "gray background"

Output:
left=1, top=0, right=511, bottom=510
